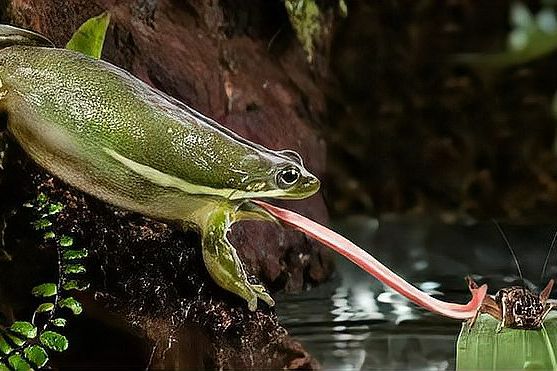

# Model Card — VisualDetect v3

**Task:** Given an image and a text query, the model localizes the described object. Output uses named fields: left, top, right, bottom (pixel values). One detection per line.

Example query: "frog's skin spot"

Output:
left=246, top=182, right=266, bottom=192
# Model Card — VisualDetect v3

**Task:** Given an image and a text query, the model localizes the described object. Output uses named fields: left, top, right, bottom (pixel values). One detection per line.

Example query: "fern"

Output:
left=0, top=193, right=89, bottom=370
left=0, top=12, right=108, bottom=369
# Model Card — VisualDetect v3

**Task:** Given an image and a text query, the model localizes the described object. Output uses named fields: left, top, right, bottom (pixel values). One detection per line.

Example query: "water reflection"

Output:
left=276, top=217, right=557, bottom=370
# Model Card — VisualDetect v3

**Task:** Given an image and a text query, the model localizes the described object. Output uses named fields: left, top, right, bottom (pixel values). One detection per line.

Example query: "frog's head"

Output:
left=231, top=149, right=320, bottom=200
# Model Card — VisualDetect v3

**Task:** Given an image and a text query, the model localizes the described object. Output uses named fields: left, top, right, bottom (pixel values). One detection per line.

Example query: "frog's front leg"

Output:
left=201, top=202, right=275, bottom=311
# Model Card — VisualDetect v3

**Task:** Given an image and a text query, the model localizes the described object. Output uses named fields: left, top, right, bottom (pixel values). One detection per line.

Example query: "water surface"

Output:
left=276, top=217, right=557, bottom=370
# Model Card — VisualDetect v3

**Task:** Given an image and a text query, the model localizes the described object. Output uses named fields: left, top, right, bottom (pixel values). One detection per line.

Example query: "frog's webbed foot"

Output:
left=201, top=203, right=274, bottom=311
left=249, top=283, right=274, bottom=307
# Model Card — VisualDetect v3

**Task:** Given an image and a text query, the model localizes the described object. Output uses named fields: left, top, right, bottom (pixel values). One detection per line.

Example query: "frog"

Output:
left=0, top=25, right=320, bottom=311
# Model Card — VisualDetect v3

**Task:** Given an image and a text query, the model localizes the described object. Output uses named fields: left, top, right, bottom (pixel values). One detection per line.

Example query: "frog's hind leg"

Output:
left=200, top=203, right=275, bottom=311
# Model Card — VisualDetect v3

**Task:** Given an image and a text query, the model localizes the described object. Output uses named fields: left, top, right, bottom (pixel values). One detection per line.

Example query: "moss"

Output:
left=285, top=0, right=322, bottom=62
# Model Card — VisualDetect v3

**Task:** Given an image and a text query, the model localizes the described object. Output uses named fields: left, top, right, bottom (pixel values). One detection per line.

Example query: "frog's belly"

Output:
left=7, top=105, right=215, bottom=228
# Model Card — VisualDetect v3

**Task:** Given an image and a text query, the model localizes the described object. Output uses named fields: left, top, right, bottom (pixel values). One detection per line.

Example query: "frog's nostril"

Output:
left=305, top=177, right=320, bottom=189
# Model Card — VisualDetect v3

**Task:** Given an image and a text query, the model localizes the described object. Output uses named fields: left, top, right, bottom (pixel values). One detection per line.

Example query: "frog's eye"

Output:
left=276, top=167, right=301, bottom=189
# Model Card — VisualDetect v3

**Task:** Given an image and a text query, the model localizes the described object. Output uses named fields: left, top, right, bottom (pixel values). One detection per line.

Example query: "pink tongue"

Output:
left=254, top=200, right=487, bottom=320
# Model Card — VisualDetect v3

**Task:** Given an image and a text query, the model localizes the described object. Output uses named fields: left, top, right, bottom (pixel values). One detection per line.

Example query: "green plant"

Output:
left=66, top=12, right=110, bottom=59
left=455, top=2, right=557, bottom=69
left=284, top=0, right=347, bottom=62
left=457, top=313, right=557, bottom=369
left=0, top=194, right=89, bottom=370
left=0, top=12, right=111, bottom=369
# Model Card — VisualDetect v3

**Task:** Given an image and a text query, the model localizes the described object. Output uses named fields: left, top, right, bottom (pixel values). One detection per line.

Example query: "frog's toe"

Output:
left=250, top=283, right=275, bottom=307
left=201, top=204, right=276, bottom=311
left=246, top=293, right=258, bottom=312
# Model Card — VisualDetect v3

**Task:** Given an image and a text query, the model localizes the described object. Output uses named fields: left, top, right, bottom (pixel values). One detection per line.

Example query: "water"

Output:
left=275, top=217, right=557, bottom=370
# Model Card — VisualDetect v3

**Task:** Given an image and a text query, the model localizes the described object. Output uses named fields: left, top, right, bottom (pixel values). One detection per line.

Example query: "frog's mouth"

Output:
left=228, top=176, right=320, bottom=201
left=273, top=176, right=320, bottom=200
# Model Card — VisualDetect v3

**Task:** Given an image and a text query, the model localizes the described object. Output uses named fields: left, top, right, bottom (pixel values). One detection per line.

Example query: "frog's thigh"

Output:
left=201, top=205, right=275, bottom=311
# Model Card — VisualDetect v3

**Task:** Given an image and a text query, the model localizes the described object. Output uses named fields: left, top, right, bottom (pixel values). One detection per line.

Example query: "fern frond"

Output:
left=0, top=193, right=89, bottom=370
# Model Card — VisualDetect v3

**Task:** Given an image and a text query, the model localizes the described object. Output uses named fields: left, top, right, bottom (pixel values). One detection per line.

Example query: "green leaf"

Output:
left=0, top=362, right=9, bottom=371
left=47, top=202, right=64, bottom=215
left=62, top=280, right=90, bottom=291
left=62, top=249, right=88, bottom=260
left=457, top=313, right=557, bottom=369
left=32, top=218, right=52, bottom=230
left=58, top=235, right=74, bottom=247
left=9, top=322, right=36, bottom=339
left=285, top=0, right=321, bottom=62
left=339, top=0, right=348, bottom=18
left=66, top=12, right=111, bottom=59
left=32, top=283, right=57, bottom=297
left=454, top=7, right=557, bottom=70
left=8, top=353, right=31, bottom=371
left=58, top=297, right=83, bottom=315
left=40, top=331, right=68, bottom=352
left=5, top=333, right=24, bottom=347
left=51, top=318, right=67, bottom=327
left=24, top=345, right=48, bottom=368
left=36, top=193, right=48, bottom=205
left=35, top=302, right=55, bottom=313
left=510, top=1, right=534, bottom=29
left=0, top=333, right=13, bottom=354
left=43, top=231, right=56, bottom=240
left=64, top=264, right=86, bottom=274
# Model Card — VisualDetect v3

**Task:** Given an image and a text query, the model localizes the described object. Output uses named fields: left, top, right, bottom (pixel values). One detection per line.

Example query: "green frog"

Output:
left=0, top=26, right=320, bottom=311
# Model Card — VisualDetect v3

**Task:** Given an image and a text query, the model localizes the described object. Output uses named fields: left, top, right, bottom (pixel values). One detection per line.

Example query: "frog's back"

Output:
left=0, top=46, right=265, bottom=191
left=0, top=46, right=279, bottom=224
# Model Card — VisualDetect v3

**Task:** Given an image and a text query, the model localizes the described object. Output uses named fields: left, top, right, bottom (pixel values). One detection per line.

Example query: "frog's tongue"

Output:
left=254, top=200, right=487, bottom=320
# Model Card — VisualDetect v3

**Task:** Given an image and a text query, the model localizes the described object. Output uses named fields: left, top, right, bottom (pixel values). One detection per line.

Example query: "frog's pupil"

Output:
left=282, top=170, right=298, bottom=184
left=278, top=168, right=300, bottom=188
